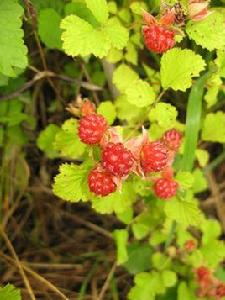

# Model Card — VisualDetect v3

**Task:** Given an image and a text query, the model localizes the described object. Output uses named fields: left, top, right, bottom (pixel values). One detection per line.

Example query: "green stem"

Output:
left=165, top=220, right=176, bottom=249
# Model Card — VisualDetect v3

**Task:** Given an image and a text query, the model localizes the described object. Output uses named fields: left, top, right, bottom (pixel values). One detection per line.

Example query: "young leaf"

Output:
left=148, top=103, right=177, bottom=129
left=53, top=163, right=92, bottom=202
left=38, top=8, right=62, bottom=49
left=160, top=48, right=206, bottom=91
left=37, top=124, right=60, bottom=158
left=85, top=0, right=108, bottom=25
left=97, top=101, right=116, bottom=125
left=186, top=12, right=225, bottom=51
left=165, top=195, right=204, bottom=227
left=113, top=229, right=129, bottom=264
left=0, top=0, right=28, bottom=77
left=91, top=182, right=135, bottom=214
left=54, top=119, right=86, bottom=159
left=202, top=112, right=225, bottom=143
left=0, top=284, right=21, bottom=300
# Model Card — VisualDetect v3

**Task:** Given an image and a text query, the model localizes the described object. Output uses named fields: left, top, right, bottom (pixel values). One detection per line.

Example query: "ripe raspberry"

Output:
left=141, top=141, right=168, bottom=173
left=154, top=177, right=178, bottom=199
left=163, top=128, right=182, bottom=151
left=196, top=266, right=211, bottom=282
left=184, top=240, right=196, bottom=252
left=88, top=167, right=116, bottom=196
left=215, top=283, right=225, bottom=297
left=102, top=143, right=134, bottom=177
left=143, top=24, right=175, bottom=54
left=78, top=113, right=108, bottom=145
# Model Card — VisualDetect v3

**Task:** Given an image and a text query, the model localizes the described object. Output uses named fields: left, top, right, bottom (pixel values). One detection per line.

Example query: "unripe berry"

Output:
left=163, top=128, right=182, bottom=151
left=154, top=177, right=178, bottom=199
left=141, top=141, right=168, bottom=173
left=88, top=167, right=116, bottom=196
left=184, top=240, right=196, bottom=252
left=78, top=113, right=108, bottom=145
left=143, top=24, right=175, bottom=54
left=102, top=143, right=134, bottom=177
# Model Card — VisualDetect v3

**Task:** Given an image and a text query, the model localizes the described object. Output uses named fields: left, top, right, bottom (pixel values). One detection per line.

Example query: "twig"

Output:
left=0, top=251, right=69, bottom=300
left=0, top=227, right=36, bottom=300
left=97, top=261, right=117, bottom=300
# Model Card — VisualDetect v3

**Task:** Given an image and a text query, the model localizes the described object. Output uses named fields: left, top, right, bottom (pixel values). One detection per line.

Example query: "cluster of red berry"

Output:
left=77, top=101, right=182, bottom=198
left=195, top=266, right=225, bottom=299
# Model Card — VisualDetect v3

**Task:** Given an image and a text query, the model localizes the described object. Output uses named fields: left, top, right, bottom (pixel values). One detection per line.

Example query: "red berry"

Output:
left=163, top=129, right=182, bottom=151
left=88, top=167, right=116, bottom=196
left=196, top=266, right=211, bottom=282
left=154, top=177, right=178, bottom=199
left=184, top=240, right=196, bottom=252
left=141, top=141, right=168, bottom=173
left=215, top=283, right=225, bottom=297
left=78, top=113, right=108, bottom=145
left=102, top=143, right=134, bottom=177
left=143, top=24, right=175, bottom=54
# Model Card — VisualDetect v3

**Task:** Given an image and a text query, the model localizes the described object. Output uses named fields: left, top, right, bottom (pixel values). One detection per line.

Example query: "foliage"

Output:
left=1, top=0, right=225, bottom=299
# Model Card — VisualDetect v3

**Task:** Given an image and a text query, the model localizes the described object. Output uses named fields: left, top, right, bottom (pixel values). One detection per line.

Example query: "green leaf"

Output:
left=130, top=2, right=148, bottom=15
left=85, top=0, right=108, bottom=24
left=61, top=15, right=110, bottom=58
left=186, top=12, right=225, bottom=51
left=31, top=0, right=64, bottom=14
left=0, top=284, right=21, bottom=300
left=37, top=124, right=60, bottom=158
left=113, top=229, right=129, bottom=264
left=216, top=50, right=225, bottom=78
left=113, top=64, right=139, bottom=92
left=201, top=240, right=225, bottom=267
left=104, top=18, right=129, bottom=50
left=125, top=42, right=138, bottom=65
left=91, top=182, right=135, bottom=214
left=116, top=207, right=133, bottom=224
left=177, top=282, right=195, bottom=300
left=38, top=8, right=62, bottom=49
left=124, top=243, right=152, bottom=274
left=125, top=79, right=155, bottom=108
left=152, top=253, right=171, bottom=271
left=106, top=48, right=123, bottom=63
left=201, top=219, right=221, bottom=244
left=192, top=169, right=208, bottom=193
left=195, top=149, right=209, bottom=167
left=175, top=171, right=194, bottom=189
left=165, top=195, right=204, bottom=227
left=182, top=73, right=209, bottom=171
left=54, top=119, right=86, bottom=159
left=204, top=74, right=222, bottom=108
left=161, top=270, right=177, bottom=288
left=132, top=223, right=150, bottom=240
left=108, top=2, right=118, bottom=14
left=160, top=48, right=206, bottom=91
left=202, top=112, right=225, bottom=143
left=97, top=101, right=116, bottom=125
left=53, top=163, right=92, bottom=202
left=148, top=103, right=177, bottom=129
left=0, top=0, right=28, bottom=77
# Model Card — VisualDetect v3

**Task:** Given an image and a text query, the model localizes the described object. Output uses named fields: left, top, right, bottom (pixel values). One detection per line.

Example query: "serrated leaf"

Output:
left=61, top=15, right=111, bottom=58
left=161, top=270, right=177, bottom=288
left=202, top=112, right=225, bottom=143
left=104, top=18, right=129, bottom=50
left=0, top=0, right=28, bottom=77
left=38, top=8, right=62, bottom=49
left=91, top=182, right=135, bottom=214
left=106, top=48, right=123, bottom=63
left=97, top=101, right=116, bottom=125
left=201, top=219, right=221, bottom=244
left=186, top=12, right=225, bottom=51
left=0, top=284, right=21, bottom=300
left=53, top=163, right=92, bottom=202
left=124, top=243, right=152, bottom=274
left=54, top=119, right=86, bottom=159
left=113, top=229, right=129, bottom=264
left=149, top=103, right=177, bottom=129
left=132, top=223, right=150, bottom=240
left=175, top=171, right=194, bottom=189
left=113, top=64, right=139, bottom=92
left=165, top=195, right=204, bottom=227
left=192, top=169, right=208, bottom=193
left=37, top=124, right=60, bottom=158
left=160, top=48, right=206, bottom=91
left=85, top=0, right=108, bottom=24
left=201, top=240, right=225, bottom=267
left=126, top=79, right=155, bottom=108
left=216, top=50, right=225, bottom=78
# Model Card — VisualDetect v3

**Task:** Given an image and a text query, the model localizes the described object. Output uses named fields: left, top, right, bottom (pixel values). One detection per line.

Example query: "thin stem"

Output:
left=165, top=220, right=176, bottom=249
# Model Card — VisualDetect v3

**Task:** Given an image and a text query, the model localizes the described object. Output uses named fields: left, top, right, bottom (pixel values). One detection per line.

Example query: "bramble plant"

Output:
left=1, top=0, right=224, bottom=299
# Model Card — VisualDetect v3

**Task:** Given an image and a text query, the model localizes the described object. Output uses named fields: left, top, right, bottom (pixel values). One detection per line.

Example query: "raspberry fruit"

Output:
left=215, top=283, right=225, bottom=297
left=184, top=240, right=196, bottom=252
left=141, top=141, right=168, bottom=173
left=163, top=128, right=182, bottom=151
left=88, top=167, right=116, bottom=196
left=143, top=24, right=175, bottom=54
left=102, top=143, right=134, bottom=177
left=154, top=177, right=178, bottom=199
left=78, top=113, right=108, bottom=145
left=196, top=266, right=211, bottom=282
